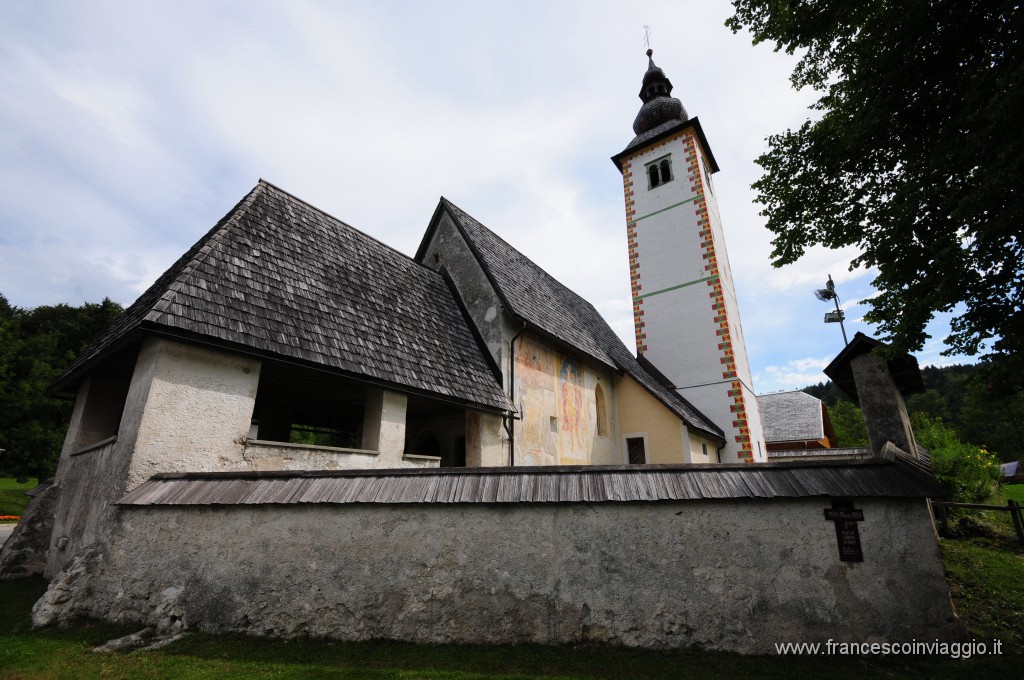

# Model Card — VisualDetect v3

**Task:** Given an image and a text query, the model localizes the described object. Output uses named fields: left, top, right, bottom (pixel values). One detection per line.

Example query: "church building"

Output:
left=9, top=50, right=958, bottom=655
left=46, top=49, right=764, bottom=513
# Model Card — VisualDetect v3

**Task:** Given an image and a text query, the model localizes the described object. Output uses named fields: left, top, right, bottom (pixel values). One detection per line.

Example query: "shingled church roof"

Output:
left=54, top=181, right=511, bottom=412
left=421, top=199, right=724, bottom=442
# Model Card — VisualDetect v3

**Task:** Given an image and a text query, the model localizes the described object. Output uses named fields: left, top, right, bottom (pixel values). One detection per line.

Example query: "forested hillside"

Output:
left=804, top=362, right=1024, bottom=464
left=0, top=293, right=123, bottom=480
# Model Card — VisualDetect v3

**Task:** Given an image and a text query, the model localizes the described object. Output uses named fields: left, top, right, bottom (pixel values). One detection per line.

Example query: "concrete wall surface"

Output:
left=33, top=497, right=959, bottom=653
left=126, top=338, right=261, bottom=489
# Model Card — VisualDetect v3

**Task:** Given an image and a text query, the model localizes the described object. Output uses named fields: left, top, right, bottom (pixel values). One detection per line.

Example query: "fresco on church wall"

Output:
left=515, top=335, right=558, bottom=465
left=558, top=357, right=587, bottom=457
left=511, top=334, right=615, bottom=466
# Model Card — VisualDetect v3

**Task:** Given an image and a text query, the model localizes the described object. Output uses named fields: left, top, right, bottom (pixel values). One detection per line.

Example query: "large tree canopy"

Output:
left=727, top=0, right=1022, bottom=374
left=0, top=295, right=123, bottom=479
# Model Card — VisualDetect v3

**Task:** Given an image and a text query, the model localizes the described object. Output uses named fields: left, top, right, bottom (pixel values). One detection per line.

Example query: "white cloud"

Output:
left=0, top=0, right=977, bottom=378
left=755, top=355, right=834, bottom=393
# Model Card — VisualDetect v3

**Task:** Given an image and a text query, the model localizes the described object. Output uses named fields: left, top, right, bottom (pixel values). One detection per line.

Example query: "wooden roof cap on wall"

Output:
left=119, top=449, right=942, bottom=507
left=823, top=332, right=926, bottom=402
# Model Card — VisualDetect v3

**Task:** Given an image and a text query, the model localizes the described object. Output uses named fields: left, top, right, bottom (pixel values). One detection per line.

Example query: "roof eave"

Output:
left=47, top=328, right=145, bottom=397
left=138, top=323, right=514, bottom=415
left=610, top=117, right=720, bottom=174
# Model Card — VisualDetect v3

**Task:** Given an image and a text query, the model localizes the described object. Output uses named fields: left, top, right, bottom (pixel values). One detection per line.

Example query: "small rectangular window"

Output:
left=627, top=436, right=646, bottom=464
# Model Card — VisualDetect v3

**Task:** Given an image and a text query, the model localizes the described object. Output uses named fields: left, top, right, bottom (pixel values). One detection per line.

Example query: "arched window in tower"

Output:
left=648, top=164, right=661, bottom=188
left=595, top=383, right=608, bottom=437
left=646, top=155, right=673, bottom=190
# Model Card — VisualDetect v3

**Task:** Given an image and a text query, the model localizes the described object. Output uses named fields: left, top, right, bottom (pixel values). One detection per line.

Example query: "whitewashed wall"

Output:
left=34, top=496, right=958, bottom=653
left=621, top=124, right=765, bottom=463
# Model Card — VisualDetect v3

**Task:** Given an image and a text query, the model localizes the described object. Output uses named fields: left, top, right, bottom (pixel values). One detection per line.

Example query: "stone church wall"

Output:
left=34, top=495, right=957, bottom=653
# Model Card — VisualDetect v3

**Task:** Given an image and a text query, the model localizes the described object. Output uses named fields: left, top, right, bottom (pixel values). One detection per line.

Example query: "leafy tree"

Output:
left=960, top=363, right=1024, bottom=463
left=0, top=297, right=123, bottom=479
left=805, top=361, right=1024, bottom=462
left=826, top=401, right=869, bottom=448
left=727, top=1, right=1023, bottom=379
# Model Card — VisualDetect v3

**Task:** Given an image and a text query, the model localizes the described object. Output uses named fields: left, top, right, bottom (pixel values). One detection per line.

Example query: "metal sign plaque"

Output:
left=824, top=500, right=864, bottom=562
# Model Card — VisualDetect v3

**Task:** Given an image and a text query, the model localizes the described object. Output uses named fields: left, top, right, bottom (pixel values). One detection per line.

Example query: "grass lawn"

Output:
left=0, top=477, right=36, bottom=518
left=941, top=539, right=1024, bottom=652
left=1003, top=484, right=1024, bottom=503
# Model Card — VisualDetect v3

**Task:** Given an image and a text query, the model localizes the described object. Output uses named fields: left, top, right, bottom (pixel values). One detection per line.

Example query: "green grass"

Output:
left=0, top=477, right=36, bottom=518
left=1002, top=484, right=1024, bottom=503
left=941, top=539, right=1024, bottom=653
left=0, top=562, right=1019, bottom=680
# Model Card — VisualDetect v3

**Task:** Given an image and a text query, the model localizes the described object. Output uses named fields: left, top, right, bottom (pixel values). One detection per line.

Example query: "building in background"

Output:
left=757, top=390, right=837, bottom=451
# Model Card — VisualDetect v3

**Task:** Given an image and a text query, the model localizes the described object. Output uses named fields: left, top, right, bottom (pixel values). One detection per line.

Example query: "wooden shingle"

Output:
left=118, top=454, right=944, bottom=507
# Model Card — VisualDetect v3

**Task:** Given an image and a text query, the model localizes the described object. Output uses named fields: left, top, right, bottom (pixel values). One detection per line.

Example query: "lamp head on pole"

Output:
left=813, top=274, right=849, bottom=345
left=814, top=274, right=837, bottom=302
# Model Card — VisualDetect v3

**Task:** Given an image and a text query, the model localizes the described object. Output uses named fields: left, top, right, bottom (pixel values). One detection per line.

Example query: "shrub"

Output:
left=912, top=413, right=1001, bottom=503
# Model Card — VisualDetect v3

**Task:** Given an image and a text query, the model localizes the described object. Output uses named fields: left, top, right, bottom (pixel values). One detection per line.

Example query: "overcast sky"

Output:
left=0, top=0, right=971, bottom=393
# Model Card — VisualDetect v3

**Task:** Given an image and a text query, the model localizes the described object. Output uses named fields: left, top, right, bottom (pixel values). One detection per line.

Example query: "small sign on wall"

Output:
left=824, top=500, right=864, bottom=562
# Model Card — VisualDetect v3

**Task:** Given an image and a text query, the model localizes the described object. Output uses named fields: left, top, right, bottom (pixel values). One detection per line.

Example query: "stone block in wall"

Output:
left=0, top=484, right=59, bottom=579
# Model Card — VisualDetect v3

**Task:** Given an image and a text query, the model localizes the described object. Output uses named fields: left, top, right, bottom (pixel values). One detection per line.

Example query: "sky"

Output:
left=0, top=0, right=972, bottom=394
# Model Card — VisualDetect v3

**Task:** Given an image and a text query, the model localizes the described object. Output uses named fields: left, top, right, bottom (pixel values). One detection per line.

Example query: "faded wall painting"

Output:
left=515, top=335, right=558, bottom=465
left=558, top=357, right=586, bottom=457
left=512, top=333, right=620, bottom=466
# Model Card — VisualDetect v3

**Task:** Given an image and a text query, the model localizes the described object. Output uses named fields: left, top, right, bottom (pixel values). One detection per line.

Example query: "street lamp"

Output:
left=814, top=274, right=849, bottom=346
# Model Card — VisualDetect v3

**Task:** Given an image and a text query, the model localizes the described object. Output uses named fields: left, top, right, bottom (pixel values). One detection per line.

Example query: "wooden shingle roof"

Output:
left=55, top=181, right=511, bottom=412
left=117, top=454, right=943, bottom=506
left=421, top=199, right=724, bottom=441
left=823, top=332, right=925, bottom=402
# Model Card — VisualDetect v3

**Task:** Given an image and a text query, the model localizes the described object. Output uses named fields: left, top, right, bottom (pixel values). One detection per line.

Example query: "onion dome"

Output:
left=632, top=49, right=688, bottom=135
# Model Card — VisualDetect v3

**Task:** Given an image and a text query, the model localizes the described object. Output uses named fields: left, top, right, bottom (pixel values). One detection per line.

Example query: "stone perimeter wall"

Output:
left=34, top=496, right=958, bottom=653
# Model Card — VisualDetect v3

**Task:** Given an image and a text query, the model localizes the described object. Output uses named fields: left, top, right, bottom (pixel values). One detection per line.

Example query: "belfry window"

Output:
left=646, top=155, right=673, bottom=189
left=648, top=164, right=661, bottom=188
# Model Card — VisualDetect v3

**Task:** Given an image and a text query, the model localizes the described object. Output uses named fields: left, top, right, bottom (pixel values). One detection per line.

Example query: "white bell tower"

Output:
left=611, top=49, right=765, bottom=463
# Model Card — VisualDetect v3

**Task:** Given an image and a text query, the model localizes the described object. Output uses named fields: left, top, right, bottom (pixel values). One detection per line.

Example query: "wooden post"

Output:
left=936, top=502, right=950, bottom=535
left=1009, top=500, right=1024, bottom=548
